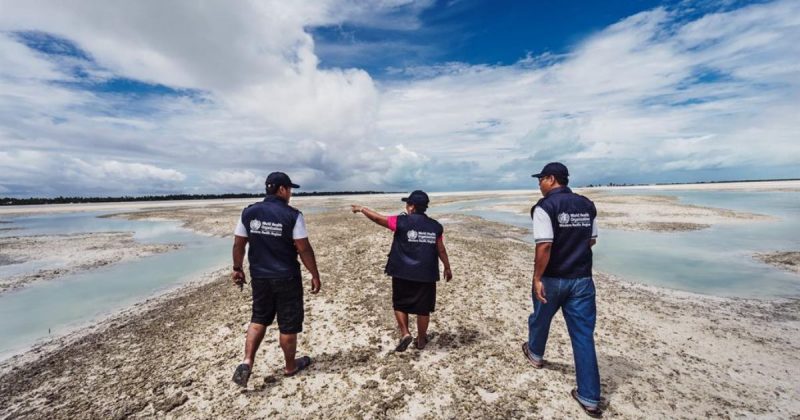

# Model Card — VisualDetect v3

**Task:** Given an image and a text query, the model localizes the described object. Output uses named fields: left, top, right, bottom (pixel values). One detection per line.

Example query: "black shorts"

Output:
left=392, top=277, right=436, bottom=316
left=251, top=276, right=304, bottom=334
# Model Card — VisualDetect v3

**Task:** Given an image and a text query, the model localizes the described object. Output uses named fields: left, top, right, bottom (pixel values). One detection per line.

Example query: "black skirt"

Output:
left=392, top=277, right=436, bottom=315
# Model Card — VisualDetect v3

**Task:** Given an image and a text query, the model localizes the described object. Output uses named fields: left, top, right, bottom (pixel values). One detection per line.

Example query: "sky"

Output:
left=0, top=0, right=798, bottom=196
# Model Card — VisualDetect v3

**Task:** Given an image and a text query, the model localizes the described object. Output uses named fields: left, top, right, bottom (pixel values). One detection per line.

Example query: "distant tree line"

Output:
left=0, top=191, right=390, bottom=206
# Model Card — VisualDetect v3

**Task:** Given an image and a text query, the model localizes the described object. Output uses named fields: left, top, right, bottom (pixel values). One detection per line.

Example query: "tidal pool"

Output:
left=0, top=212, right=229, bottom=359
left=432, top=190, right=800, bottom=298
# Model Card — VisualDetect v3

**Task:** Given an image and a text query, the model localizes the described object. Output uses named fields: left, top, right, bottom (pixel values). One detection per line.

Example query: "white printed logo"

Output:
left=407, top=229, right=436, bottom=244
left=557, top=212, right=592, bottom=228
left=249, top=219, right=283, bottom=237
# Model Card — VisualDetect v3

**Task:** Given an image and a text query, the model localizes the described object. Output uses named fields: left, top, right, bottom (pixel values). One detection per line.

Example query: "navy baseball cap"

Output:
left=401, top=190, right=430, bottom=206
left=532, top=162, right=569, bottom=179
left=265, top=172, right=300, bottom=188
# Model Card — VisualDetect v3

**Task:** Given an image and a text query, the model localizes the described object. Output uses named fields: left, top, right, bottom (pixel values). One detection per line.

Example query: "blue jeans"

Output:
left=527, top=276, right=601, bottom=407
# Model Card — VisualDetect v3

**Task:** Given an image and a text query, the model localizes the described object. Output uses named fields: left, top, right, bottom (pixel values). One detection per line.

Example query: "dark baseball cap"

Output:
left=532, top=162, right=569, bottom=179
left=265, top=172, right=300, bottom=188
left=401, top=190, right=430, bottom=206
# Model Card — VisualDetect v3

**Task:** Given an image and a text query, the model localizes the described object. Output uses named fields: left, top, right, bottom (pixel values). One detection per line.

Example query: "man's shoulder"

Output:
left=242, top=201, right=262, bottom=214
left=533, top=195, right=549, bottom=206
left=571, top=192, right=596, bottom=207
left=548, top=189, right=593, bottom=205
left=530, top=196, right=548, bottom=218
left=426, top=215, right=443, bottom=230
left=532, top=195, right=551, bottom=208
left=243, top=200, right=297, bottom=216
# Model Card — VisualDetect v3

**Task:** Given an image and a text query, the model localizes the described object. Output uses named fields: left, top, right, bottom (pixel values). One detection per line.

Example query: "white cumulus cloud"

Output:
left=0, top=0, right=797, bottom=196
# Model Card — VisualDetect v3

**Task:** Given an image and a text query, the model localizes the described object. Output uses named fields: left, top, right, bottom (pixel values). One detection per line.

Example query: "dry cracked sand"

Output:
left=1, top=191, right=799, bottom=419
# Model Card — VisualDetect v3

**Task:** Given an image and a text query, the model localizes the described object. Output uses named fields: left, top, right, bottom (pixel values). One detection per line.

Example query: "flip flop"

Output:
left=284, top=356, right=312, bottom=377
left=395, top=335, right=413, bottom=352
left=521, top=342, right=544, bottom=368
left=571, top=388, right=603, bottom=418
left=232, top=363, right=251, bottom=387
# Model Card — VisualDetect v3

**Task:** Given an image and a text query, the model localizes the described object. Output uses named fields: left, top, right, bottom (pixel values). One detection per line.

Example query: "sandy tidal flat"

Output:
left=0, top=232, right=181, bottom=295
left=594, top=180, right=800, bottom=192
left=487, top=190, right=772, bottom=232
left=755, top=251, right=800, bottom=275
left=0, top=192, right=798, bottom=419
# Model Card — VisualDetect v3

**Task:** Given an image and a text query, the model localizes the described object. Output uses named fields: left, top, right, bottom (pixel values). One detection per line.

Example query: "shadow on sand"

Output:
left=597, top=352, right=641, bottom=407
left=430, top=327, right=482, bottom=349
left=525, top=352, right=638, bottom=410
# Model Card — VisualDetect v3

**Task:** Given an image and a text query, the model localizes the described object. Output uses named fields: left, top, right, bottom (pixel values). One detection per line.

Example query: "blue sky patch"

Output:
left=13, top=30, right=199, bottom=101
left=12, top=30, right=92, bottom=60
left=312, top=0, right=678, bottom=77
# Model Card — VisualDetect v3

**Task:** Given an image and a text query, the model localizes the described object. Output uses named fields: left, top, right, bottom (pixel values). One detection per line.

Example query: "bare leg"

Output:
left=242, top=323, right=267, bottom=367
left=394, top=310, right=411, bottom=337
left=279, top=333, right=298, bottom=374
left=416, top=315, right=430, bottom=348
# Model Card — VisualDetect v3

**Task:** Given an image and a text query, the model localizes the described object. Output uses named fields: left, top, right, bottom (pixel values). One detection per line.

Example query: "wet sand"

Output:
left=0, top=232, right=181, bottom=295
left=590, top=180, right=800, bottom=192
left=487, top=191, right=771, bottom=233
left=755, top=252, right=800, bottom=275
left=0, top=190, right=799, bottom=418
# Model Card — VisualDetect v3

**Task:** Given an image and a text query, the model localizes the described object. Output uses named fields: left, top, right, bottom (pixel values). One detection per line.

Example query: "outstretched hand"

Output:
left=350, top=204, right=363, bottom=214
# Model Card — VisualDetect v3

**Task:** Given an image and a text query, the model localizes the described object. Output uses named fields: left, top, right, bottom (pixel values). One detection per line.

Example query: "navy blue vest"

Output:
left=241, top=196, right=302, bottom=279
left=385, top=213, right=443, bottom=283
left=531, top=187, right=596, bottom=279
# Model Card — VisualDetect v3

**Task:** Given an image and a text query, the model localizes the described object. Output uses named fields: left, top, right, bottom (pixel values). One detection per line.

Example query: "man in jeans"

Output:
left=522, top=162, right=602, bottom=418
left=231, top=172, right=321, bottom=387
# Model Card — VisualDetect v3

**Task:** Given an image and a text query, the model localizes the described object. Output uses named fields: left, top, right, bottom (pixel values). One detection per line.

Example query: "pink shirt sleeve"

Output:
left=387, top=215, right=398, bottom=231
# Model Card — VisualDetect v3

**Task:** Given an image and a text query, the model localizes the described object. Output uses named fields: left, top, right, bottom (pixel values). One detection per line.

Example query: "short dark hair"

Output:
left=266, top=183, right=280, bottom=195
left=554, top=175, right=569, bottom=186
left=413, top=204, right=428, bottom=214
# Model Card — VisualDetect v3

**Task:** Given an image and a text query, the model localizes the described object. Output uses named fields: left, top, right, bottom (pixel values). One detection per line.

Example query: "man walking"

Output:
left=521, top=162, right=602, bottom=418
left=231, top=172, right=321, bottom=387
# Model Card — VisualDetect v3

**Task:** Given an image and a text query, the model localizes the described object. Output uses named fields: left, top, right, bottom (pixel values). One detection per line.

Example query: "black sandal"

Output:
left=571, top=388, right=603, bottom=418
left=414, top=336, right=428, bottom=350
left=395, top=335, right=413, bottom=352
left=521, top=342, right=544, bottom=368
left=284, top=356, right=312, bottom=377
left=232, top=363, right=251, bottom=387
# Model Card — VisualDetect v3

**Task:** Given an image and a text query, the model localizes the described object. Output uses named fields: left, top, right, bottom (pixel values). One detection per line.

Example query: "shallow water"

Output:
left=0, top=211, right=199, bottom=241
left=432, top=190, right=800, bottom=298
left=0, top=212, right=229, bottom=359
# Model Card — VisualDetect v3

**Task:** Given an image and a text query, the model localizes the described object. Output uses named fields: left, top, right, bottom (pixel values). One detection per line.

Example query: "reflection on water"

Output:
left=432, top=190, right=800, bottom=298
left=0, top=211, right=198, bottom=243
left=0, top=212, right=229, bottom=359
